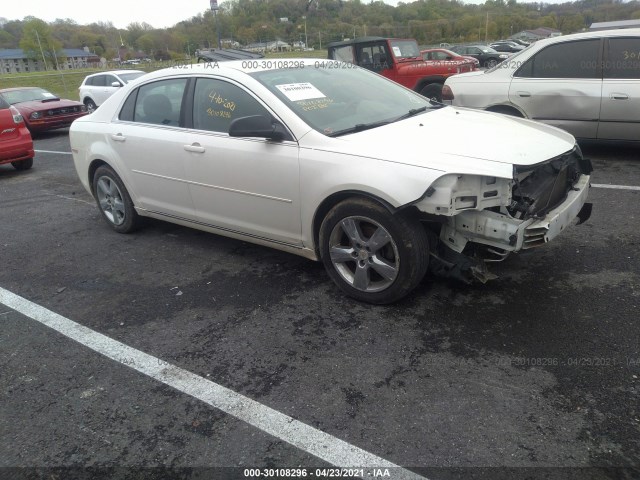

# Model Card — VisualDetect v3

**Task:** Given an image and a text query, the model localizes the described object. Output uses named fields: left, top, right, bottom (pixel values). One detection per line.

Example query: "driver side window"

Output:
left=193, top=78, right=271, bottom=133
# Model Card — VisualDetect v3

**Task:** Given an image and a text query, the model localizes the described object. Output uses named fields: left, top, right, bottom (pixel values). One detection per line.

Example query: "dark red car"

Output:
left=0, top=87, right=88, bottom=133
left=0, top=95, right=34, bottom=171
left=421, top=48, right=480, bottom=70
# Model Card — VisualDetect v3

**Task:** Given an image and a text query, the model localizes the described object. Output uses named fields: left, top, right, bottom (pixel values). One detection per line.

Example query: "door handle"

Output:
left=516, top=91, right=531, bottom=98
left=111, top=133, right=126, bottom=142
left=184, top=143, right=205, bottom=153
left=610, top=93, right=629, bottom=100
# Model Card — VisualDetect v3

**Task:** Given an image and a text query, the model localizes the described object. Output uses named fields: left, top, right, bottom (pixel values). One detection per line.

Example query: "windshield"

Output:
left=119, top=72, right=145, bottom=83
left=389, top=40, right=421, bottom=59
left=251, top=64, right=433, bottom=136
left=479, top=46, right=498, bottom=53
left=0, top=88, right=58, bottom=104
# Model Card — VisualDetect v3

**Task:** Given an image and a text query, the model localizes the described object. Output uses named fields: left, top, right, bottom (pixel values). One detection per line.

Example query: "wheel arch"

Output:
left=485, top=104, right=526, bottom=118
left=414, top=76, right=446, bottom=93
left=311, top=190, right=397, bottom=256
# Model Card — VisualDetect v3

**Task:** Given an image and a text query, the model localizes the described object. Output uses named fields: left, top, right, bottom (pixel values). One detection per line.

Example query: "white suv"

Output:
left=443, top=29, right=640, bottom=141
left=79, top=70, right=146, bottom=112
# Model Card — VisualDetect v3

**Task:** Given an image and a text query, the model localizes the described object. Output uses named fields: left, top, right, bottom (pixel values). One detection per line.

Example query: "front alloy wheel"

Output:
left=320, top=198, right=429, bottom=304
left=328, top=216, right=400, bottom=293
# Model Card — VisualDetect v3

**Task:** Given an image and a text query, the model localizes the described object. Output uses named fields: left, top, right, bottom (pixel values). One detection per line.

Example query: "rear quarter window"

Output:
left=605, top=37, right=640, bottom=79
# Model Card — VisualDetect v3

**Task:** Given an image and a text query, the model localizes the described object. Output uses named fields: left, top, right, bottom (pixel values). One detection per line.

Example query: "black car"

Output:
left=489, top=41, right=526, bottom=53
left=450, top=45, right=510, bottom=68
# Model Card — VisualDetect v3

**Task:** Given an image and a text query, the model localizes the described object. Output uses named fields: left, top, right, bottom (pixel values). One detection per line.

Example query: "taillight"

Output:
left=442, top=85, right=454, bottom=101
left=9, top=106, right=24, bottom=124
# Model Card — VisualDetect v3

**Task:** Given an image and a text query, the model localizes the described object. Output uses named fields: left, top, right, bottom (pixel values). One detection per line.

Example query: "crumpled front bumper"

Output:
left=520, top=173, right=591, bottom=249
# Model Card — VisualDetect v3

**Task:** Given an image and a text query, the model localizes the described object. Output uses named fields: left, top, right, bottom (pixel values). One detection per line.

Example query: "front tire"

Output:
left=92, top=165, right=140, bottom=233
left=11, top=158, right=33, bottom=170
left=319, top=198, right=429, bottom=304
left=485, top=58, right=499, bottom=68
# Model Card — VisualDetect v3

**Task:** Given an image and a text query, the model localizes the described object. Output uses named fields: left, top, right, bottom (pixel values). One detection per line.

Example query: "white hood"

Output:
left=313, top=106, right=576, bottom=179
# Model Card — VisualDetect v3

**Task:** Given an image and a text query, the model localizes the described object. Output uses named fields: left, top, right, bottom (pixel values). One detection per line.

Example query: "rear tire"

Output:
left=84, top=98, right=97, bottom=113
left=11, top=158, right=33, bottom=170
left=319, top=198, right=429, bottom=304
left=419, top=83, right=443, bottom=103
left=92, top=165, right=141, bottom=233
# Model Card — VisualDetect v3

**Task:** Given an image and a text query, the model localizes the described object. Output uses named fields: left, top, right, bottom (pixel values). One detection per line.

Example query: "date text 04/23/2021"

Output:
left=243, top=468, right=391, bottom=477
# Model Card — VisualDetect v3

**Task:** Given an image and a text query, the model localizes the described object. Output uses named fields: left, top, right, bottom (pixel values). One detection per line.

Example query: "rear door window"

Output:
left=119, top=78, right=188, bottom=126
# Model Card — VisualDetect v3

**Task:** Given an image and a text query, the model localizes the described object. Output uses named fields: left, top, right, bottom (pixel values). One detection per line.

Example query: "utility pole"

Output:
left=302, top=16, right=308, bottom=49
left=485, top=11, right=489, bottom=44
left=210, top=0, right=221, bottom=49
left=35, top=30, right=48, bottom=71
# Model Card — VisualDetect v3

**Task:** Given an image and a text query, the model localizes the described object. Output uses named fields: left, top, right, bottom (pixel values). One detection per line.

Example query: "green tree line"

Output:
left=1, top=0, right=639, bottom=63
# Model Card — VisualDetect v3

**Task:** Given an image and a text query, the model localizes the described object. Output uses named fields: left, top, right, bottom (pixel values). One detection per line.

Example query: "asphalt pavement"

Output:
left=1, top=130, right=638, bottom=480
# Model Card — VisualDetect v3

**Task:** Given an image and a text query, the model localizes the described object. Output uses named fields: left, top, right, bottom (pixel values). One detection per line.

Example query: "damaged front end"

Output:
left=414, top=146, right=593, bottom=283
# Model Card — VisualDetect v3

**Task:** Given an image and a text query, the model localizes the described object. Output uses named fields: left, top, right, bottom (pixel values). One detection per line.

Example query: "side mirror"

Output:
left=446, top=56, right=453, bottom=60
left=228, top=115, right=285, bottom=141
left=111, top=81, right=123, bottom=87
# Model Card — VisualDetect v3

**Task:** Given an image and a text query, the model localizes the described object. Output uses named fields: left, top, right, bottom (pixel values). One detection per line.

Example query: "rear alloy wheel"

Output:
left=319, top=198, right=429, bottom=304
left=84, top=98, right=97, bottom=113
left=420, top=83, right=443, bottom=103
left=93, top=165, right=140, bottom=233
left=11, top=158, right=33, bottom=170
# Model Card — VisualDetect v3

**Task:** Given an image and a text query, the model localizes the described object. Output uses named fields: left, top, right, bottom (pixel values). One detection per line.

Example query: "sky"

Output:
left=2, top=0, right=568, bottom=30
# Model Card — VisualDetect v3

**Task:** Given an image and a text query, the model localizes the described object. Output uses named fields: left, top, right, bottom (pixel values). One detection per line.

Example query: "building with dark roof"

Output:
left=511, top=27, right=562, bottom=42
left=0, top=48, right=100, bottom=74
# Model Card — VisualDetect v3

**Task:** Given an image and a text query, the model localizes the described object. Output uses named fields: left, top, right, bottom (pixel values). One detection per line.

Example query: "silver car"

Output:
left=444, top=29, right=640, bottom=141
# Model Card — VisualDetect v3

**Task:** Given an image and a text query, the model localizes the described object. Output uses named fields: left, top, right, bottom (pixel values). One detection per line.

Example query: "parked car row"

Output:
left=449, top=45, right=512, bottom=68
left=444, top=28, right=640, bottom=141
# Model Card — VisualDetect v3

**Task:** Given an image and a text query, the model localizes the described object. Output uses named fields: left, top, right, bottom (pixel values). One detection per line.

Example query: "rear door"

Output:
left=598, top=36, right=640, bottom=141
left=509, top=39, right=603, bottom=139
left=110, top=77, right=196, bottom=219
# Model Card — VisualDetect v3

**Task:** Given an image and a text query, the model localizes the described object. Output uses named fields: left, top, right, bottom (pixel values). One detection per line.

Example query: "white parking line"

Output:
left=35, top=149, right=72, bottom=155
left=592, top=184, right=640, bottom=191
left=0, top=286, right=425, bottom=479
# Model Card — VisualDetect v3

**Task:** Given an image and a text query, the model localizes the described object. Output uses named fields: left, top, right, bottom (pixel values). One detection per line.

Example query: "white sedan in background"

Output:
left=70, top=60, right=592, bottom=304
left=79, top=70, right=146, bottom=112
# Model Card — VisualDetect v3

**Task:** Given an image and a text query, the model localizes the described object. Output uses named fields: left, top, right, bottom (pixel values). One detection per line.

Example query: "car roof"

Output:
left=135, top=58, right=336, bottom=81
left=86, top=70, right=145, bottom=77
left=326, top=37, right=415, bottom=48
left=531, top=27, right=640, bottom=47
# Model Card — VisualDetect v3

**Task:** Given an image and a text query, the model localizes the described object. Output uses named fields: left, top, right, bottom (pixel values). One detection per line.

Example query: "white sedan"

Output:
left=70, top=59, right=592, bottom=304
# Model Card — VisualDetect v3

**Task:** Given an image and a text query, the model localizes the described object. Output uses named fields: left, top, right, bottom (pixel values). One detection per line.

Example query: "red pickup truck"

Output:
left=327, top=37, right=476, bottom=102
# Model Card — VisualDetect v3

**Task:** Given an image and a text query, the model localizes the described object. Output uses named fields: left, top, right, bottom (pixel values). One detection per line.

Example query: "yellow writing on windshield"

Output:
left=297, top=98, right=334, bottom=111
